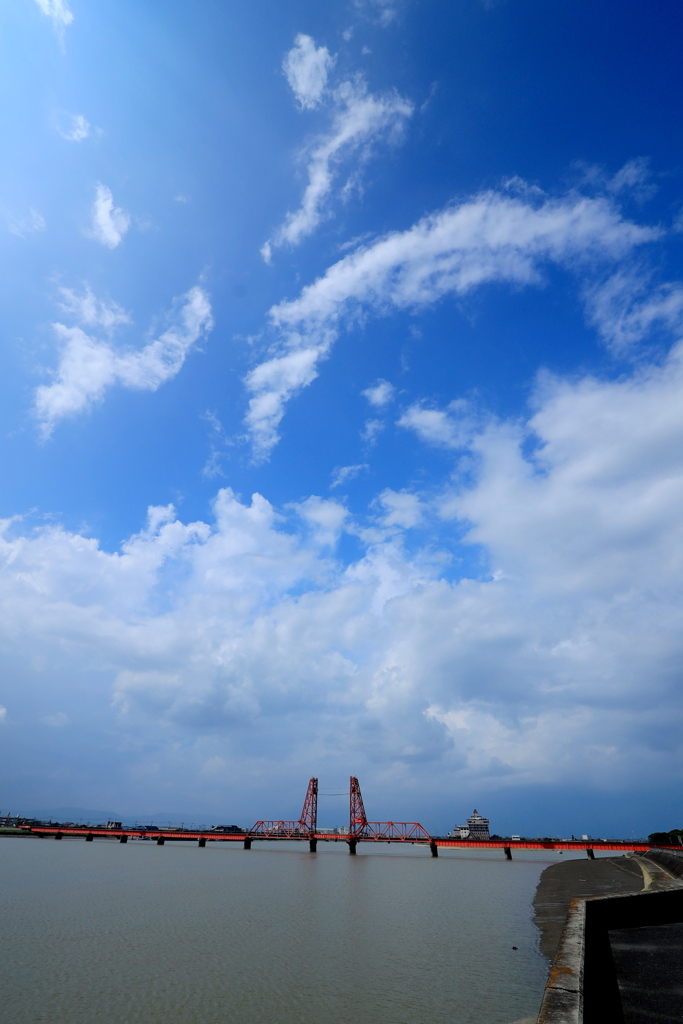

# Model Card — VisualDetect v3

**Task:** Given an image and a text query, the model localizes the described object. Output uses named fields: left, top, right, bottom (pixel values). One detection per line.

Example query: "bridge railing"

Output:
left=248, top=820, right=315, bottom=839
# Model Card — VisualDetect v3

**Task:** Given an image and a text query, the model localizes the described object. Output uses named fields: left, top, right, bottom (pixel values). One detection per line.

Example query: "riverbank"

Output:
left=533, top=854, right=644, bottom=961
left=531, top=852, right=683, bottom=1023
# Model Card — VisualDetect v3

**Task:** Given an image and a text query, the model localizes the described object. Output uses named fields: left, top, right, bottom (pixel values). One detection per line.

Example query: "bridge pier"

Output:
left=119, top=834, right=128, bottom=843
left=347, top=839, right=357, bottom=855
left=198, top=837, right=206, bottom=847
left=156, top=837, right=165, bottom=845
left=309, top=839, right=317, bottom=853
left=587, top=848, right=595, bottom=859
left=244, top=837, right=252, bottom=850
left=504, top=846, right=512, bottom=860
left=55, top=832, right=62, bottom=840
left=430, top=841, right=438, bottom=858
left=86, top=833, right=93, bottom=842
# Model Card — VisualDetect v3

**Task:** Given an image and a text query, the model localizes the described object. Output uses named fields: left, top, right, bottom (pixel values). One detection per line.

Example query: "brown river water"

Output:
left=0, top=836, right=598, bottom=1024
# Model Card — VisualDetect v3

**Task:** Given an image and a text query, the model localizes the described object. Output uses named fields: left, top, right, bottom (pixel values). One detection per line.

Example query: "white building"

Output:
left=454, top=809, right=490, bottom=840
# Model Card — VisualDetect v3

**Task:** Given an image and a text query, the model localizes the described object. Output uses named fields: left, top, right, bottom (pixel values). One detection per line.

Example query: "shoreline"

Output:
left=532, top=853, right=645, bottom=961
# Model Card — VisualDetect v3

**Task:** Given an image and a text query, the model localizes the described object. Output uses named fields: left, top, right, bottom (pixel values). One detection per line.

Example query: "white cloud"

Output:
left=607, top=157, right=655, bottom=200
left=33, top=0, right=73, bottom=31
left=294, top=495, right=348, bottom=546
left=362, top=379, right=395, bottom=407
left=6, top=346, right=683, bottom=798
left=274, top=192, right=656, bottom=328
left=398, top=401, right=472, bottom=448
left=91, top=184, right=130, bottom=249
left=331, top=463, right=368, bottom=488
left=247, top=185, right=659, bottom=457
left=35, top=286, right=213, bottom=436
left=376, top=488, right=424, bottom=529
left=264, top=78, right=412, bottom=255
left=0, top=705, right=6, bottom=724
left=585, top=269, right=683, bottom=355
left=283, top=34, right=335, bottom=110
left=575, top=158, right=657, bottom=205
left=42, top=712, right=69, bottom=728
left=58, top=114, right=90, bottom=142
left=58, top=285, right=131, bottom=333
left=354, top=0, right=400, bottom=26
left=244, top=344, right=328, bottom=458
left=361, top=418, right=384, bottom=446
left=7, top=209, right=46, bottom=237
left=201, top=411, right=231, bottom=480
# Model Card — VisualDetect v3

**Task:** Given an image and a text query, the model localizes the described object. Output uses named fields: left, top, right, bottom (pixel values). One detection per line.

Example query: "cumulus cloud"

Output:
left=294, top=495, right=348, bottom=546
left=33, top=0, right=73, bottom=31
left=376, top=488, right=424, bottom=529
left=263, top=76, right=412, bottom=257
left=58, top=114, right=90, bottom=142
left=362, top=379, right=395, bottom=407
left=247, top=185, right=660, bottom=458
left=398, top=401, right=472, bottom=449
left=6, top=346, right=683, bottom=799
left=35, top=286, right=213, bottom=436
left=283, top=34, right=335, bottom=110
left=91, top=184, right=130, bottom=249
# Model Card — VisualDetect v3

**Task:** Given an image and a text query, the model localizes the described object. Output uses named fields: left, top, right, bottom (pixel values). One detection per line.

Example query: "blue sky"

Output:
left=1, top=0, right=683, bottom=836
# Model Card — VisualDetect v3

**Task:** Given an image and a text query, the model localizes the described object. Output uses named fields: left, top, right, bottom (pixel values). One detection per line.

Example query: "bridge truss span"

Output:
left=348, top=777, right=432, bottom=844
left=248, top=822, right=314, bottom=839
left=354, top=821, right=432, bottom=842
left=248, top=777, right=318, bottom=840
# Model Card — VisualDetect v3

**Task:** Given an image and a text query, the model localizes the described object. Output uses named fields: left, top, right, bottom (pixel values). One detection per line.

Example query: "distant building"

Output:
left=454, top=809, right=490, bottom=840
left=106, top=821, right=122, bottom=829
left=467, top=809, right=490, bottom=839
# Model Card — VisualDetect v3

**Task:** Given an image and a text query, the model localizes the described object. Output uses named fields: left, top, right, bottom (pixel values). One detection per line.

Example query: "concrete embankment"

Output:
left=532, top=851, right=683, bottom=1023
left=533, top=855, right=645, bottom=961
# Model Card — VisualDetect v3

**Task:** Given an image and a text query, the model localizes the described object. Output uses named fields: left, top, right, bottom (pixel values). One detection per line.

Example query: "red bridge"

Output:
left=19, top=776, right=661, bottom=858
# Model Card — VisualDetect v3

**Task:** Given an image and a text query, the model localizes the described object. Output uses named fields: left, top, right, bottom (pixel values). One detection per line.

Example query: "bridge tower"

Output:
left=350, top=776, right=368, bottom=836
left=347, top=775, right=433, bottom=853
left=301, top=778, right=319, bottom=835
left=247, top=776, right=319, bottom=849
left=348, top=775, right=370, bottom=854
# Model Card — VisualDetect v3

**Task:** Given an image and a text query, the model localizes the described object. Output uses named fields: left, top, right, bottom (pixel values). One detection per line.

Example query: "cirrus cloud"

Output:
left=248, top=183, right=660, bottom=458
left=33, top=0, right=73, bottom=31
left=262, top=38, right=413, bottom=260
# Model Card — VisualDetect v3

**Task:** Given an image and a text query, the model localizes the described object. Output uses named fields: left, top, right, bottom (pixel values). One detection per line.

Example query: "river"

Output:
left=0, top=837, right=599, bottom=1024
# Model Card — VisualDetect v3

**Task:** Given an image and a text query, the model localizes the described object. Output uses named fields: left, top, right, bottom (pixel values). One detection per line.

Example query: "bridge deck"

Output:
left=17, top=825, right=662, bottom=853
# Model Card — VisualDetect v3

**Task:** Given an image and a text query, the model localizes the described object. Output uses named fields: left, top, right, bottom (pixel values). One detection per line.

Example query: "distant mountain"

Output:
left=29, top=807, right=120, bottom=823
left=26, top=807, right=244, bottom=829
